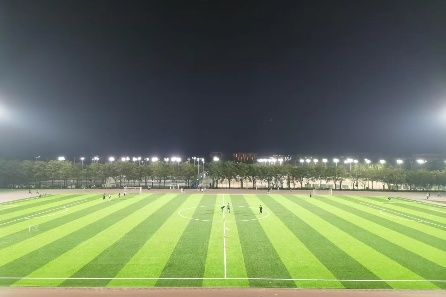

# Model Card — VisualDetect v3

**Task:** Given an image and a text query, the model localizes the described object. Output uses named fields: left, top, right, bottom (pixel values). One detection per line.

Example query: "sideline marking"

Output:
left=1, top=276, right=445, bottom=283
left=222, top=194, right=228, bottom=279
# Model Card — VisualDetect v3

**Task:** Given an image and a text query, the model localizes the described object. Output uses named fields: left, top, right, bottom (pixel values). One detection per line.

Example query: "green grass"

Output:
left=0, top=192, right=445, bottom=289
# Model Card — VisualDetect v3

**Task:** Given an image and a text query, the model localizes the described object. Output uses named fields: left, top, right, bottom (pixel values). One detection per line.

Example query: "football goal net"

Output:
left=123, top=186, right=142, bottom=194
left=312, top=188, right=333, bottom=196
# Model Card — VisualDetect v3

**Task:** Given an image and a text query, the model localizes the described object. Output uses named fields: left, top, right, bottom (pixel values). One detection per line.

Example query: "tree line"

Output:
left=0, top=159, right=446, bottom=191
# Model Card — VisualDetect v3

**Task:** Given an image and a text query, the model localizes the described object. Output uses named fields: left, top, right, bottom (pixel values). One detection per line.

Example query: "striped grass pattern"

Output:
left=0, top=193, right=445, bottom=289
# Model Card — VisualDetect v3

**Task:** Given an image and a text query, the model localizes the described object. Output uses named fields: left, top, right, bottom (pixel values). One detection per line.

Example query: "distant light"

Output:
left=170, top=156, right=181, bottom=163
left=344, top=158, right=353, bottom=164
left=379, top=159, right=386, bottom=164
left=121, top=157, right=127, bottom=162
left=213, top=156, right=220, bottom=162
left=364, top=159, right=371, bottom=164
left=151, top=157, right=159, bottom=162
left=322, top=158, right=328, bottom=163
left=144, top=157, right=150, bottom=161
left=57, top=156, right=65, bottom=161
left=416, top=159, right=426, bottom=165
left=164, top=158, right=170, bottom=162
left=80, top=157, right=85, bottom=161
left=333, top=158, right=339, bottom=163
left=313, top=158, right=319, bottom=163
left=299, top=159, right=305, bottom=163
left=108, top=156, right=115, bottom=162
left=353, top=159, right=358, bottom=164
left=137, top=156, right=142, bottom=161
left=92, top=156, right=100, bottom=162
left=305, top=158, right=311, bottom=163
left=396, top=159, right=404, bottom=165
left=132, top=157, right=138, bottom=162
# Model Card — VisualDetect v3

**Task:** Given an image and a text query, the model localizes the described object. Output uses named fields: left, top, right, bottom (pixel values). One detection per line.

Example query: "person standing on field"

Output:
left=227, top=203, right=231, bottom=213
left=259, top=204, right=263, bottom=214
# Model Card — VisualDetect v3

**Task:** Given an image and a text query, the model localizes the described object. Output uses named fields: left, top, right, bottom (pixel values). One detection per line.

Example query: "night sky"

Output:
left=0, top=0, right=445, bottom=159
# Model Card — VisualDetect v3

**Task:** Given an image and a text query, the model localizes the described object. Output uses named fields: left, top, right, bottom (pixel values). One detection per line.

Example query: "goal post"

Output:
left=123, top=186, right=142, bottom=194
left=312, top=189, right=333, bottom=196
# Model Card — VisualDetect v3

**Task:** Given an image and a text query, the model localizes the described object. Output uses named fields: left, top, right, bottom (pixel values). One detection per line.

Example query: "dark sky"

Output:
left=1, top=0, right=446, bottom=159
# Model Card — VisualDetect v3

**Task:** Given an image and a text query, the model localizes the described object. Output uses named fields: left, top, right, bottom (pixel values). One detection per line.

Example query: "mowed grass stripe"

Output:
left=61, top=194, right=185, bottom=287
left=261, top=195, right=387, bottom=289
left=246, top=195, right=342, bottom=289
left=16, top=194, right=176, bottom=287
left=0, top=194, right=160, bottom=286
left=0, top=195, right=104, bottom=249
left=231, top=195, right=295, bottom=288
left=347, top=196, right=446, bottom=227
left=202, top=195, right=225, bottom=286
left=0, top=195, right=86, bottom=224
left=386, top=201, right=446, bottom=219
left=0, top=194, right=68, bottom=215
left=0, top=195, right=138, bottom=241
left=321, top=196, right=446, bottom=252
left=314, top=197, right=446, bottom=268
left=108, top=194, right=202, bottom=287
left=390, top=196, right=446, bottom=211
left=220, top=195, right=249, bottom=287
left=337, top=196, right=446, bottom=240
left=0, top=194, right=151, bottom=272
left=294, top=197, right=444, bottom=289
left=156, top=195, right=217, bottom=287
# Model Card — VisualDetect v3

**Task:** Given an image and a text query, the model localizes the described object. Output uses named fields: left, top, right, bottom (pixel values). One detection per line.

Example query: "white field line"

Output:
left=0, top=198, right=92, bottom=227
left=355, top=200, right=446, bottom=229
left=0, top=276, right=445, bottom=283
left=222, top=194, right=228, bottom=279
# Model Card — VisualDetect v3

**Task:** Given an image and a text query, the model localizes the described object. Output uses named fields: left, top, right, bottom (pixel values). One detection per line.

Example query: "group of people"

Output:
left=29, top=189, right=47, bottom=199
left=220, top=203, right=263, bottom=214
left=102, top=192, right=126, bottom=200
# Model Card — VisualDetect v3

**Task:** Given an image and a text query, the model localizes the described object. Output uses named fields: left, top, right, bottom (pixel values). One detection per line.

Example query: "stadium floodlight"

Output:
left=416, top=159, right=426, bottom=165
left=137, top=156, right=142, bottom=161
left=322, top=158, right=328, bottom=163
left=299, top=159, right=305, bottom=163
left=57, top=156, right=65, bottom=161
left=344, top=158, right=353, bottom=164
left=305, top=158, right=311, bottom=163
left=364, top=158, right=371, bottom=164
left=171, top=156, right=181, bottom=163
left=353, top=159, right=358, bottom=164
left=278, top=158, right=284, bottom=163
left=396, top=159, right=404, bottom=165
left=379, top=159, right=386, bottom=164
left=92, top=156, right=100, bottom=162
left=151, top=157, right=159, bottom=162
left=333, top=158, right=339, bottom=163
left=108, top=156, right=115, bottom=162
left=121, top=157, right=127, bottom=162
left=213, top=156, right=220, bottom=162
left=80, top=157, right=85, bottom=161
left=313, top=158, right=319, bottom=163
left=164, top=157, right=170, bottom=162
left=132, top=157, right=137, bottom=162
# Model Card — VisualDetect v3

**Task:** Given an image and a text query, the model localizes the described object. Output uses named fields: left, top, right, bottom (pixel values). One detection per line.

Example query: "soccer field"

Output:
left=0, top=192, right=445, bottom=289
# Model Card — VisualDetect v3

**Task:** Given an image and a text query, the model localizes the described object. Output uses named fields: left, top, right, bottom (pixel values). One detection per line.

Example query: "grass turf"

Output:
left=0, top=192, right=445, bottom=289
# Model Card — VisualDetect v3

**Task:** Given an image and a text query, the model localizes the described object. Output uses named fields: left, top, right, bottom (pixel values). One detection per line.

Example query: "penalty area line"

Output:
left=1, top=277, right=445, bottom=283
